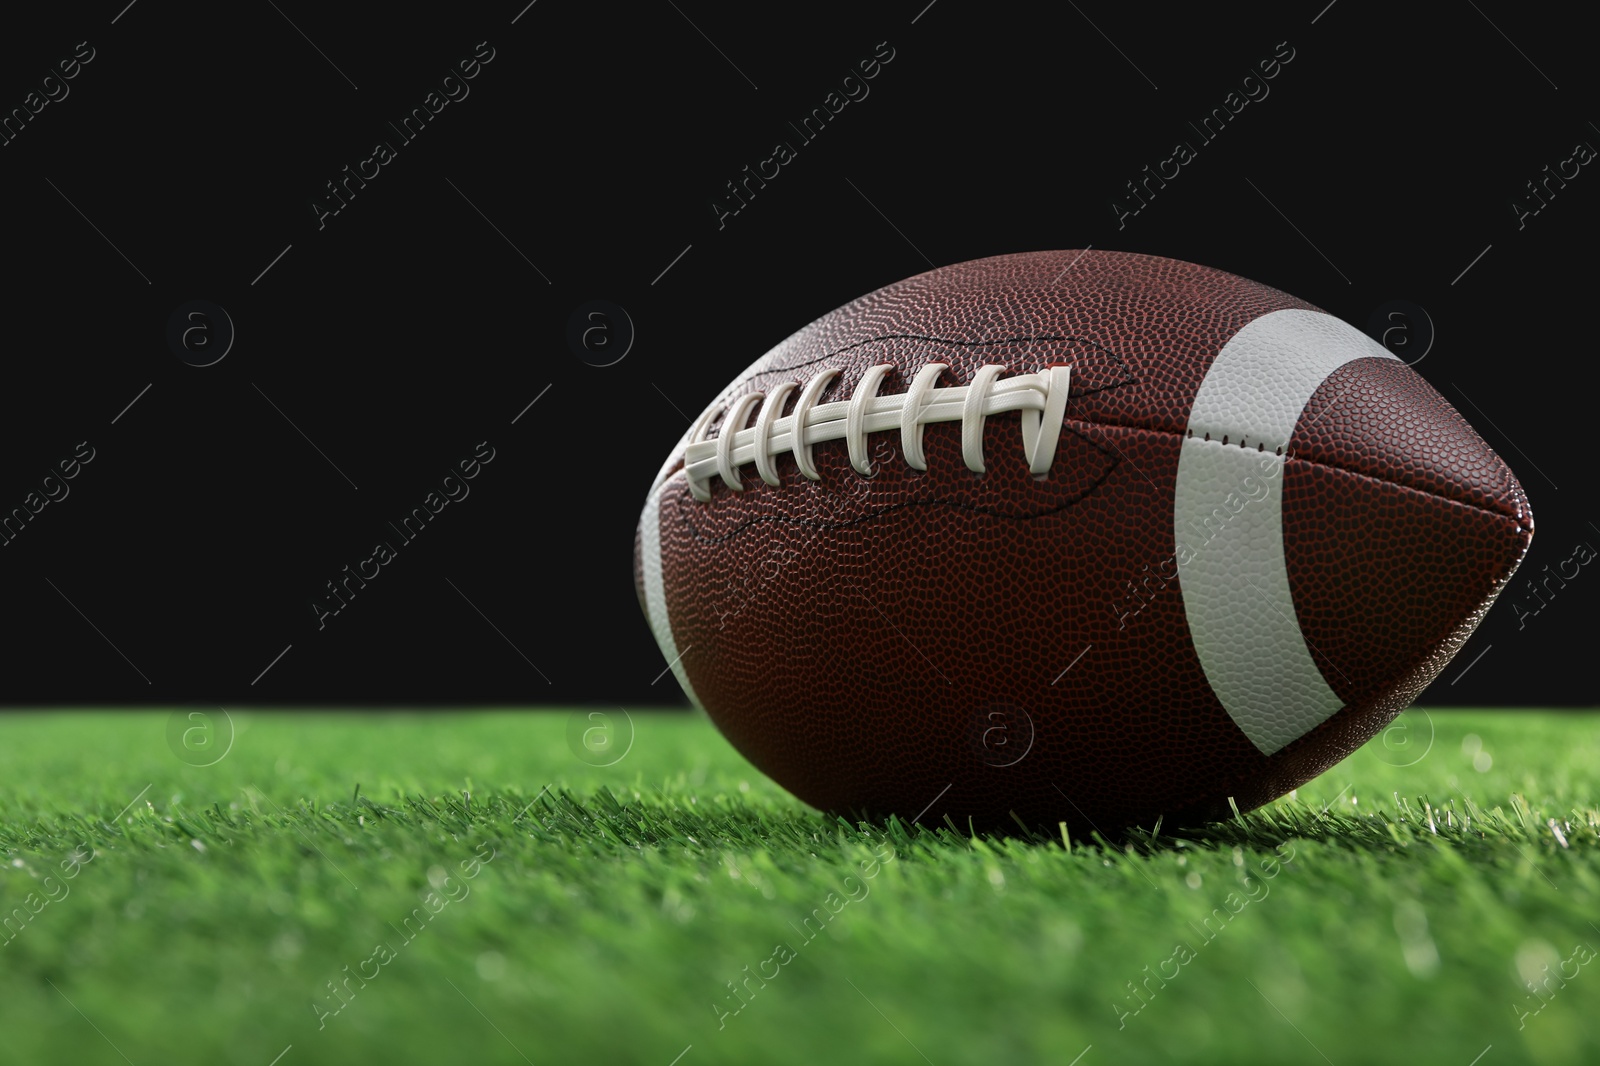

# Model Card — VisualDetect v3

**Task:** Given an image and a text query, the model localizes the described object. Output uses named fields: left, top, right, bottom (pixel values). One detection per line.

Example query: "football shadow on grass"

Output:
left=836, top=788, right=1561, bottom=861
left=476, top=785, right=1569, bottom=869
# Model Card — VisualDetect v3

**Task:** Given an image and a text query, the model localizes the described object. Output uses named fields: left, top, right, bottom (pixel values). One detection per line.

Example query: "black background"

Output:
left=0, top=0, right=1592, bottom=707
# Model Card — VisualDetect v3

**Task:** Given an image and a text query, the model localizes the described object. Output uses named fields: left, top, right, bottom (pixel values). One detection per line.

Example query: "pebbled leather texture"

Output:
left=636, top=250, right=1533, bottom=836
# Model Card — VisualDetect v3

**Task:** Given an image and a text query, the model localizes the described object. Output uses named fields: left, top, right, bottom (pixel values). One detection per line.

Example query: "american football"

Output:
left=635, top=250, right=1534, bottom=835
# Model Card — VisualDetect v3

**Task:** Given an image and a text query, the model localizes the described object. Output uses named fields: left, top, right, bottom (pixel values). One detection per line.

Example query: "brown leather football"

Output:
left=634, top=250, right=1533, bottom=836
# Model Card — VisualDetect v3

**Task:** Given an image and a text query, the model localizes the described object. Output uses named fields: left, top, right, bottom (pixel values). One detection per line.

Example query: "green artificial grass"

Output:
left=1, top=708, right=1598, bottom=1065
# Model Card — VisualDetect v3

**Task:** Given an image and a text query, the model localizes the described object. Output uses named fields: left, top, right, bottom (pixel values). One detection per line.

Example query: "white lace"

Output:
left=683, top=363, right=1072, bottom=501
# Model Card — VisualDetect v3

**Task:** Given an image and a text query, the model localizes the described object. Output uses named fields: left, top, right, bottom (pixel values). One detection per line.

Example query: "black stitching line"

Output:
left=681, top=421, right=1120, bottom=542
left=1185, top=428, right=1285, bottom=456
left=679, top=466, right=1121, bottom=544
left=682, top=413, right=1519, bottom=539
